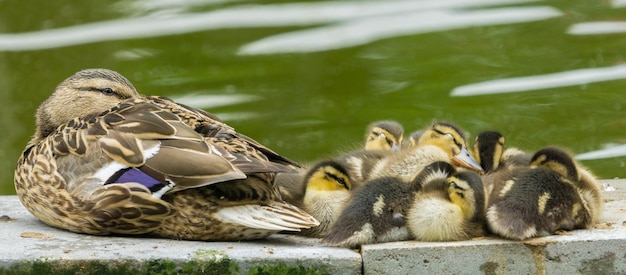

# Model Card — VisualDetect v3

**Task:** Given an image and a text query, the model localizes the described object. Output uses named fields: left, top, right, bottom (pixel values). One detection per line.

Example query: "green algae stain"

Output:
left=2, top=260, right=138, bottom=275
left=247, top=263, right=329, bottom=275
left=0, top=258, right=238, bottom=275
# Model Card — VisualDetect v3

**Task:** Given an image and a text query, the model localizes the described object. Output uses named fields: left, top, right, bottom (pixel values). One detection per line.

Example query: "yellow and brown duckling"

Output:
left=370, top=122, right=483, bottom=182
left=364, top=120, right=404, bottom=152
left=323, top=160, right=486, bottom=247
left=277, top=120, right=399, bottom=208
left=323, top=175, right=415, bottom=248
left=407, top=161, right=486, bottom=242
left=14, top=68, right=319, bottom=241
left=473, top=131, right=530, bottom=173
left=485, top=147, right=603, bottom=240
left=472, top=131, right=531, bottom=207
left=296, top=149, right=388, bottom=237
left=299, top=160, right=354, bottom=237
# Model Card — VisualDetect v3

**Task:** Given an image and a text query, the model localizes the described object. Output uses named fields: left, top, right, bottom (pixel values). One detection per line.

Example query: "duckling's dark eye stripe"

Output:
left=433, top=128, right=463, bottom=148
left=325, top=172, right=348, bottom=188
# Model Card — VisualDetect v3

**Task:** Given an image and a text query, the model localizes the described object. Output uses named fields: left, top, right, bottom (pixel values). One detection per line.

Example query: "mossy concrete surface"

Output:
left=1, top=180, right=625, bottom=275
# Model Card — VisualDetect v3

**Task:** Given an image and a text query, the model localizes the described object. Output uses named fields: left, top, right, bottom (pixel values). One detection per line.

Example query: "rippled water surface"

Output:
left=2, top=0, right=626, bottom=194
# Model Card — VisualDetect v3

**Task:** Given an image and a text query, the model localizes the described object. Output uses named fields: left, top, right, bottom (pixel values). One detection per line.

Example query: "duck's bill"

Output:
left=453, top=147, right=484, bottom=174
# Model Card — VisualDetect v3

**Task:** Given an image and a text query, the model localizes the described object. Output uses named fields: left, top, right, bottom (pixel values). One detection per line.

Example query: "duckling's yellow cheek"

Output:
left=307, top=178, right=345, bottom=191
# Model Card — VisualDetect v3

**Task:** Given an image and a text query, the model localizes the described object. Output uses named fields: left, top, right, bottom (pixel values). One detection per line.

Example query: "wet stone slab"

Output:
left=1, top=180, right=624, bottom=274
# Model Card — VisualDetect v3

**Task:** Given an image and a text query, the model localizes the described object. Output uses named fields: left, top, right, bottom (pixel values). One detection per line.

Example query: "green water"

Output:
left=2, top=0, right=625, bottom=195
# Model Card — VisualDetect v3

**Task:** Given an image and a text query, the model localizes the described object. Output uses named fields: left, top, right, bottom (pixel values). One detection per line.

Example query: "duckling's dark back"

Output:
left=323, top=177, right=416, bottom=248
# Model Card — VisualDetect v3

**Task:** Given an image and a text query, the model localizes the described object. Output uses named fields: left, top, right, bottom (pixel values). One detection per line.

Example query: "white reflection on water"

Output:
left=239, top=6, right=561, bottom=55
left=613, top=0, right=626, bottom=8
left=567, top=22, right=626, bottom=35
left=0, top=0, right=542, bottom=52
left=118, top=0, right=246, bottom=13
left=576, top=144, right=626, bottom=160
left=167, top=93, right=261, bottom=109
left=450, top=64, right=626, bottom=97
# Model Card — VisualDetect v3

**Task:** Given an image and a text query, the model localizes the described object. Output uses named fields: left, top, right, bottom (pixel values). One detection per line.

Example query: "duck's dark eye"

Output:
left=101, top=87, right=115, bottom=95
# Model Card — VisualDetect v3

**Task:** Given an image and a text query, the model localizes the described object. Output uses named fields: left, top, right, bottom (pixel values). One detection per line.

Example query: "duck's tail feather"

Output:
left=215, top=203, right=319, bottom=231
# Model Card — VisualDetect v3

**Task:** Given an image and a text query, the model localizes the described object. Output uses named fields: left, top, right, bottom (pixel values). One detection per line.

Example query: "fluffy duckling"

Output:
left=472, top=131, right=531, bottom=207
left=370, top=122, right=483, bottom=182
left=473, top=131, right=530, bottom=172
left=364, top=120, right=404, bottom=152
left=299, top=160, right=355, bottom=237
left=407, top=162, right=486, bottom=242
left=14, top=68, right=318, bottom=241
left=277, top=120, right=399, bottom=209
left=323, top=176, right=415, bottom=248
left=297, top=150, right=388, bottom=237
left=486, top=147, right=603, bottom=240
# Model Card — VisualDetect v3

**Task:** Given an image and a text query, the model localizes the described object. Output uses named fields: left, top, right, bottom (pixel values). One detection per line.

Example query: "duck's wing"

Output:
left=146, top=95, right=302, bottom=169
left=53, top=99, right=248, bottom=197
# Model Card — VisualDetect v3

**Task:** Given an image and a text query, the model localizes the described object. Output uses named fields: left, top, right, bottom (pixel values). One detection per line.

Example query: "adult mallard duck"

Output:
left=14, top=68, right=319, bottom=241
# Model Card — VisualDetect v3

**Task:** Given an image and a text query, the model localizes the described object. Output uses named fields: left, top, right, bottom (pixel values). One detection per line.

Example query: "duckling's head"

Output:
left=365, top=120, right=404, bottom=152
left=530, top=147, right=578, bottom=181
left=416, top=122, right=483, bottom=173
left=35, top=68, right=139, bottom=139
left=473, top=131, right=505, bottom=173
left=412, top=161, right=456, bottom=191
left=303, top=160, right=352, bottom=192
left=447, top=170, right=485, bottom=221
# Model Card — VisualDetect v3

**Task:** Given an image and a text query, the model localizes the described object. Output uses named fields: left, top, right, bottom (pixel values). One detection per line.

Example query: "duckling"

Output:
left=472, top=131, right=531, bottom=207
left=323, top=176, right=415, bottom=248
left=299, top=160, right=354, bottom=237
left=14, top=68, right=319, bottom=241
left=370, top=122, right=483, bottom=182
left=277, top=120, right=398, bottom=209
left=485, top=147, right=603, bottom=240
left=295, top=149, right=388, bottom=237
left=407, top=161, right=486, bottom=242
left=364, top=120, right=404, bottom=152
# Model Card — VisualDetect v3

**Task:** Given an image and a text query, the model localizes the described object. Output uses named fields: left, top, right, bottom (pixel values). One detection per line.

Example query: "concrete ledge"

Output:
left=1, top=180, right=625, bottom=274
left=0, top=196, right=361, bottom=274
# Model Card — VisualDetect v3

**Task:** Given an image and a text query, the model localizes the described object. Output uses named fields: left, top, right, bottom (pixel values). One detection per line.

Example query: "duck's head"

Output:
left=530, top=147, right=578, bottom=181
left=35, top=68, right=139, bottom=140
left=447, top=170, right=485, bottom=222
left=473, top=131, right=505, bottom=173
left=365, top=120, right=404, bottom=152
left=303, top=160, right=352, bottom=193
left=416, top=122, right=483, bottom=173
